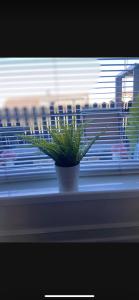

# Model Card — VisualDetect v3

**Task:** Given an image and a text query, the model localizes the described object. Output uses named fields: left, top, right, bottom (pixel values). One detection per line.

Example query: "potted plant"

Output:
left=19, top=118, right=103, bottom=192
left=126, top=95, right=139, bottom=159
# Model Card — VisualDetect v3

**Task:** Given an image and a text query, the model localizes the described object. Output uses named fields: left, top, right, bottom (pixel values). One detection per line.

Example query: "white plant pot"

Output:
left=55, top=164, right=80, bottom=192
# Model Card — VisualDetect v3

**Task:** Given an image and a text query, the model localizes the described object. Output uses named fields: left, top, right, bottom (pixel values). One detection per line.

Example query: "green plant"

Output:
left=126, top=95, right=139, bottom=153
left=18, top=118, right=104, bottom=167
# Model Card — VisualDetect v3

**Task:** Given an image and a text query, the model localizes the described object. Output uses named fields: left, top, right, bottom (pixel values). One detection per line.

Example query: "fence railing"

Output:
left=0, top=103, right=130, bottom=144
left=0, top=103, right=133, bottom=175
left=0, top=101, right=130, bottom=127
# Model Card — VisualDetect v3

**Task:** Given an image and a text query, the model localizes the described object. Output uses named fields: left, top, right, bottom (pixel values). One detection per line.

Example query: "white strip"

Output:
left=81, top=182, right=122, bottom=187
left=44, top=296, right=95, bottom=298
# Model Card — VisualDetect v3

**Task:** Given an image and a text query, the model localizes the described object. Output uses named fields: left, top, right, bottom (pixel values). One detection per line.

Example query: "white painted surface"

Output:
left=55, top=164, right=80, bottom=192
left=1, top=174, right=139, bottom=241
left=1, top=173, right=139, bottom=202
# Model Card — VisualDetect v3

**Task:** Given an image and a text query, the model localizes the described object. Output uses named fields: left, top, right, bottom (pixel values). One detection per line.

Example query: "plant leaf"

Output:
left=18, top=121, right=106, bottom=167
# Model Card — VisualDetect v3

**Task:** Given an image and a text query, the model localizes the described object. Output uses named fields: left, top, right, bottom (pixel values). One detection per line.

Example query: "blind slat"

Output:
left=0, top=57, right=139, bottom=179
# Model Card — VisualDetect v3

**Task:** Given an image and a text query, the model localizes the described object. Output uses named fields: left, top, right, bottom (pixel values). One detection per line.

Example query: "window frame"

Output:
left=1, top=58, right=139, bottom=183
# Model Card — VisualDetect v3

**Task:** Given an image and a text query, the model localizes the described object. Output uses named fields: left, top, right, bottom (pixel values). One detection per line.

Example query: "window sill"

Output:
left=1, top=173, right=139, bottom=242
left=1, top=173, right=139, bottom=204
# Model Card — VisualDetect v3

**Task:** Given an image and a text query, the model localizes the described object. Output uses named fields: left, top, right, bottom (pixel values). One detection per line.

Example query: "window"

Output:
left=1, top=57, right=139, bottom=181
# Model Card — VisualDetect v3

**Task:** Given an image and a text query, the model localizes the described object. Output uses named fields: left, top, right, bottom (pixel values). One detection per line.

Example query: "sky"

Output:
left=0, top=58, right=138, bottom=108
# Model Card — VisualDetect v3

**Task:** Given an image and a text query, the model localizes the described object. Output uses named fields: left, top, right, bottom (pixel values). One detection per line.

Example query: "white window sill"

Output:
left=1, top=173, right=139, bottom=204
left=1, top=174, right=139, bottom=242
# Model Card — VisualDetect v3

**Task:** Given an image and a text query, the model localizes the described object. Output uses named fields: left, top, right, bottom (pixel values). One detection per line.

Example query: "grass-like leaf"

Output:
left=18, top=119, right=105, bottom=167
left=126, top=94, right=139, bottom=153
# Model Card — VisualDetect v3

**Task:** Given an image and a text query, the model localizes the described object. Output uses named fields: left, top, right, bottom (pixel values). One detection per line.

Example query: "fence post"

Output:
left=23, top=107, right=29, bottom=126
left=110, top=101, right=115, bottom=109
left=14, top=107, right=20, bottom=126
left=102, top=102, right=107, bottom=109
left=76, top=104, right=81, bottom=125
left=32, top=107, right=40, bottom=136
left=67, top=105, right=72, bottom=125
left=50, top=105, right=56, bottom=128
left=5, top=108, right=12, bottom=126
left=58, top=105, right=64, bottom=124
left=93, top=103, right=98, bottom=109
left=40, top=106, right=49, bottom=140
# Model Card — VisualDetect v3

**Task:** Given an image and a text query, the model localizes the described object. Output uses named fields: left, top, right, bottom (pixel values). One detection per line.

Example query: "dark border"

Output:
left=0, top=6, right=139, bottom=299
left=0, top=6, right=138, bottom=57
left=0, top=243, right=139, bottom=298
